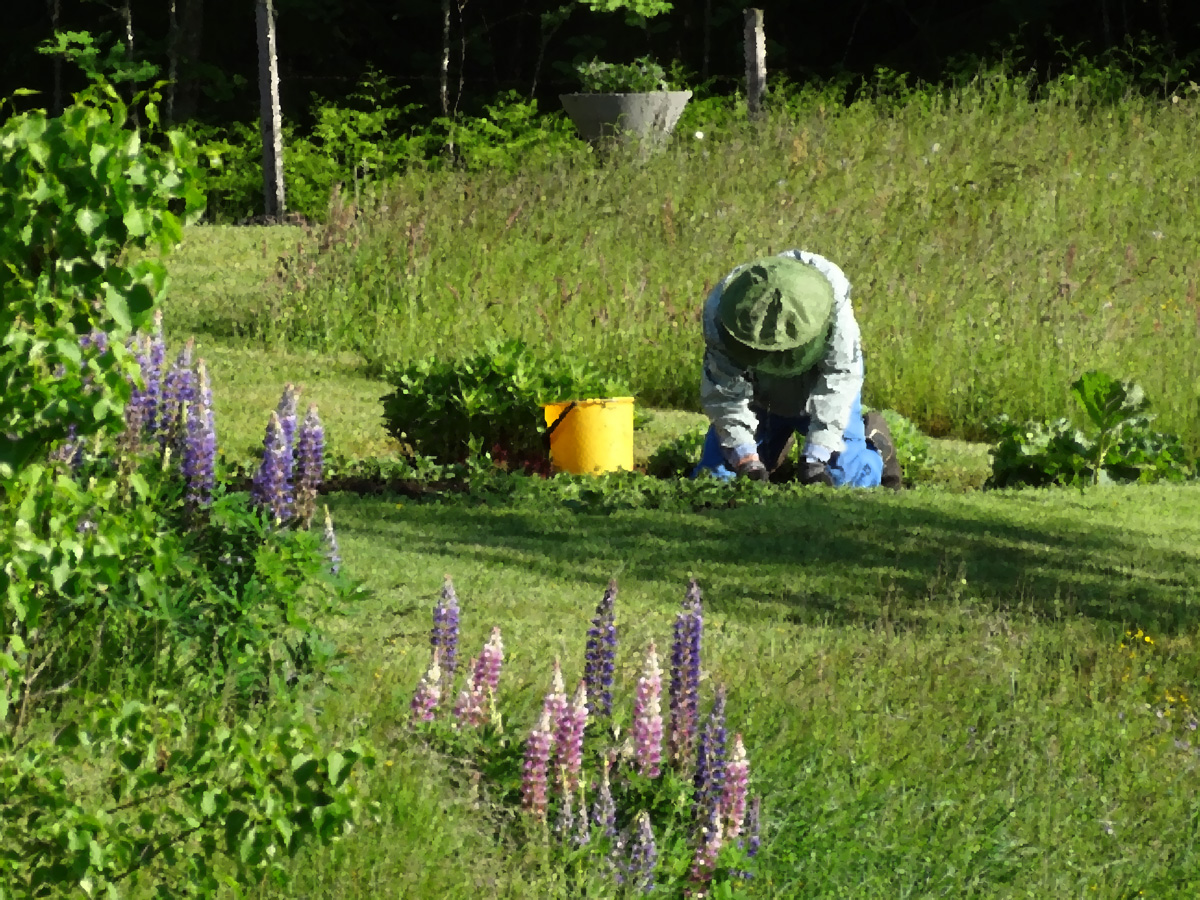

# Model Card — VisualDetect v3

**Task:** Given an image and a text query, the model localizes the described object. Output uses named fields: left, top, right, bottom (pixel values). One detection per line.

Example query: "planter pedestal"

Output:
left=559, top=91, right=692, bottom=148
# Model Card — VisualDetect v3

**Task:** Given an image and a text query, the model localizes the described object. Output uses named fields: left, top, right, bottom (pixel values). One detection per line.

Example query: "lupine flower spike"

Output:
left=294, top=403, right=324, bottom=528
left=521, top=708, right=554, bottom=821
left=745, top=795, right=761, bottom=859
left=632, top=642, right=664, bottom=777
left=432, top=576, right=461, bottom=689
left=275, top=383, right=300, bottom=479
left=556, top=680, right=588, bottom=793
left=584, top=580, right=618, bottom=718
left=690, top=805, right=725, bottom=889
left=410, top=648, right=442, bottom=722
left=591, top=754, right=617, bottom=838
left=159, top=338, right=195, bottom=449
left=554, top=769, right=575, bottom=841
left=627, top=811, right=658, bottom=895
left=721, top=734, right=750, bottom=839
left=252, top=411, right=292, bottom=523
left=322, top=504, right=341, bottom=575
left=182, top=358, right=217, bottom=510
left=542, top=657, right=568, bottom=752
left=668, top=580, right=704, bottom=765
left=454, top=627, right=504, bottom=728
left=694, top=686, right=728, bottom=825
left=453, top=662, right=485, bottom=726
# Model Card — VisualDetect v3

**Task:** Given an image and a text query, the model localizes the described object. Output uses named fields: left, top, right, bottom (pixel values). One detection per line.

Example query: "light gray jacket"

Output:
left=700, top=249, right=864, bottom=463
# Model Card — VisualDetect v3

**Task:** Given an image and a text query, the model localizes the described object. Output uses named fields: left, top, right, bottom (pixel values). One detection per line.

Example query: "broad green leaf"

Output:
left=75, top=207, right=104, bottom=238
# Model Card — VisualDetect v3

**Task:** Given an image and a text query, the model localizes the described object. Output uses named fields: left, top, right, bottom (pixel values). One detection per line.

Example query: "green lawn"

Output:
left=159, top=215, right=1200, bottom=898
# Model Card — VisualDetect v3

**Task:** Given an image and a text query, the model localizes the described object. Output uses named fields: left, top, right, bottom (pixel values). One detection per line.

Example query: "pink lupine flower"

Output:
left=721, top=734, right=749, bottom=839
left=555, top=680, right=588, bottom=793
left=632, top=642, right=663, bottom=777
left=542, top=657, right=568, bottom=752
left=521, top=708, right=554, bottom=820
left=690, top=805, right=725, bottom=888
left=474, top=626, right=504, bottom=695
left=410, top=648, right=442, bottom=722
left=453, top=661, right=486, bottom=727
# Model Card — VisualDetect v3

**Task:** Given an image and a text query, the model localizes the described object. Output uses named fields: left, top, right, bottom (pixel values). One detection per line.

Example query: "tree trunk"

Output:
left=121, top=0, right=139, bottom=128
left=256, top=0, right=285, bottom=220
left=172, top=0, right=205, bottom=122
left=440, top=0, right=451, bottom=117
left=167, top=0, right=178, bottom=123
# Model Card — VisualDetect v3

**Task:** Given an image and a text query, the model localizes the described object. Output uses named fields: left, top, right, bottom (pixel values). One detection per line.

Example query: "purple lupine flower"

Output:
left=252, top=411, right=292, bottom=523
left=294, top=404, right=324, bottom=528
left=626, top=811, right=658, bottom=894
left=322, top=504, right=341, bottom=575
left=555, top=680, right=588, bottom=793
left=522, top=708, right=554, bottom=821
left=668, top=581, right=704, bottom=766
left=182, top=358, right=217, bottom=509
left=690, top=805, right=724, bottom=887
left=554, top=772, right=575, bottom=841
left=432, top=576, right=461, bottom=689
left=694, top=686, right=728, bottom=826
left=474, top=626, right=504, bottom=695
left=721, top=734, right=749, bottom=839
left=275, top=383, right=299, bottom=485
left=745, top=795, right=761, bottom=858
left=452, top=664, right=486, bottom=727
left=584, top=579, right=618, bottom=718
left=574, top=792, right=592, bottom=848
left=146, top=311, right=166, bottom=433
left=410, top=648, right=442, bottom=722
left=632, top=642, right=663, bottom=778
left=592, top=755, right=617, bottom=839
left=542, top=658, right=568, bottom=748
left=49, top=424, right=85, bottom=469
left=159, top=338, right=196, bottom=449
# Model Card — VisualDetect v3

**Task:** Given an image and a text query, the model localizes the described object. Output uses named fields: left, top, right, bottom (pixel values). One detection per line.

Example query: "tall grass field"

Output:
left=167, top=75, right=1200, bottom=448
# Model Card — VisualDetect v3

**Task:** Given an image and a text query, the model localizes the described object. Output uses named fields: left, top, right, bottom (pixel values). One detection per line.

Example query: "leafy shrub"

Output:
left=432, top=91, right=584, bottom=173
left=573, top=56, right=671, bottom=93
left=381, top=339, right=629, bottom=466
left=986, top=371, right=1195, bottom=488
left=188, top=70, right=429, bottom=222
left=646, top=425, right=709, bottom=478
left=0, top=697, right=372, bottom=896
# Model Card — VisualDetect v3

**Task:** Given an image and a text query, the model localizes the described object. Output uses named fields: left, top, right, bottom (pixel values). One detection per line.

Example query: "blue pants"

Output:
left=692, top=393, right=883, bottom=488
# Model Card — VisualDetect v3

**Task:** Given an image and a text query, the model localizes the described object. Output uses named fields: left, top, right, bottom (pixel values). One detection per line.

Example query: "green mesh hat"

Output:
left=716, top=257, right=835, bottom=373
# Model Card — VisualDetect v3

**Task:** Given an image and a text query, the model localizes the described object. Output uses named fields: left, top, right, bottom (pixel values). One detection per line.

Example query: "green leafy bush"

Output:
left=432, top=91, right=583, bottom=173
left=573, top=56, right=671, bottom=93
left=381, top=339, right=629, bottom=466
left=986, top=371, right=1195, bottom=488
left=646, top=425, right=709, bottom=478
left=0, top=81, right=202, bottom=476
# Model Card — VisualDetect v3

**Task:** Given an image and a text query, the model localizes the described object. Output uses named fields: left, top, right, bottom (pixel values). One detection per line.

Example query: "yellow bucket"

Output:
left=542, top=397, right=635, bottom=475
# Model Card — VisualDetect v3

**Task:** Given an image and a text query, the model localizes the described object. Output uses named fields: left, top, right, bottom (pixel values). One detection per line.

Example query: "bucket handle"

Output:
left=542, top=400, right=579, bottom=454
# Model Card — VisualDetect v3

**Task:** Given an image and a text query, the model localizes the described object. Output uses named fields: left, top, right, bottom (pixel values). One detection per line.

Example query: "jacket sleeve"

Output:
left=784, top=250, right=864, bottom=454
left=699, top=281, right=759, bottom=463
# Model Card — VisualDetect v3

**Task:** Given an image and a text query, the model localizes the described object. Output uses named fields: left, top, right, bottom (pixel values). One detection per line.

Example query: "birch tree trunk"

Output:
left=257, top=0, right=285, bottom=220
left=440, top=0, right=451, bottom=117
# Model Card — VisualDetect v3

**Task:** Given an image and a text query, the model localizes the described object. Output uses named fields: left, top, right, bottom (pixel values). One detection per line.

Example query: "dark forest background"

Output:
left=3, top=1, right=1199, bottom=127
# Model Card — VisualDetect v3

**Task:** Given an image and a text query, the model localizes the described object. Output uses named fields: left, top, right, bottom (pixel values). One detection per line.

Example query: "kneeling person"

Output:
left=692, top=250, right=902, bottom=489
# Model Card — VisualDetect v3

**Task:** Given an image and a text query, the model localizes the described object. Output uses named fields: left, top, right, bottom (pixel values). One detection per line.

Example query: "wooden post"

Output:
left=744, top=8, right=766, bottom=119
left=257, top=0, right=285, bottom=220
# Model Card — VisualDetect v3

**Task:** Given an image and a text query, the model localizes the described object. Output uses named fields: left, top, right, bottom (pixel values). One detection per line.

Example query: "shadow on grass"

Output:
left=332, top=484, right=1200, bottom=634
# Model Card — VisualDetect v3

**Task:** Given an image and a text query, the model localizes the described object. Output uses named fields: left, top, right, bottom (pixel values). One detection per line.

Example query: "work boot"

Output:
left=765, top=433, right=796, bottom=483
left=863, top=411, right=903, bottom=490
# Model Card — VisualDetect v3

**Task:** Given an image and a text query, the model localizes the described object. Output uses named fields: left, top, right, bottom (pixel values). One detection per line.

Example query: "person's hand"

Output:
left=798, top=459, right=833, bottom=486
left=735, top=455, right=769, bottom=482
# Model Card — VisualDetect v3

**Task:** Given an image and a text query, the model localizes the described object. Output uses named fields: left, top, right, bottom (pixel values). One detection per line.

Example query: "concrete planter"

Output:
left=559, top=91, right=693, bottom=147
